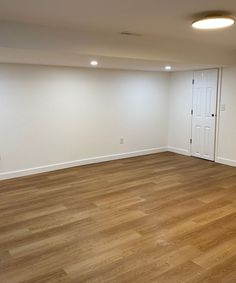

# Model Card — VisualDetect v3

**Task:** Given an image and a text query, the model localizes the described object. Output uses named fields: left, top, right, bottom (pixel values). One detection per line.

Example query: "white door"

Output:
left=191, top=69, right=218, bottom=161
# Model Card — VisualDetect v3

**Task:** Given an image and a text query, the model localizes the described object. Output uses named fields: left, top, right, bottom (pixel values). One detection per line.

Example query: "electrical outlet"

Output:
left=220, top=104, right=226, bottom=111
left=120, top=138, right=124, bottom=144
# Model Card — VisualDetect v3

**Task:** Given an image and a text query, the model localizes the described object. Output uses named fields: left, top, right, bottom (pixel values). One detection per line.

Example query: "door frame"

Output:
left=190, top=68, right=220, bottom=161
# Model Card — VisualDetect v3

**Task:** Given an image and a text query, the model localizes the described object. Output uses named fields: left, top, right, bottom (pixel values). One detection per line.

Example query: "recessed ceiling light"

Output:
left=90, top=60, right=98, bottom=66
left=165, top=66, right=172, bottom=71
left=192, top=16, right=235, bottom=29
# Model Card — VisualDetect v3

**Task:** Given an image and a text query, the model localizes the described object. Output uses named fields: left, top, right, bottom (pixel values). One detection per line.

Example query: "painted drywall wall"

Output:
left=1, top=64, right=235, bottom=180
left=168, top=71, right=193, bottom=155
left=0, top=64, right=169, bottom=178
left=216, top=67, right=236, bottom=166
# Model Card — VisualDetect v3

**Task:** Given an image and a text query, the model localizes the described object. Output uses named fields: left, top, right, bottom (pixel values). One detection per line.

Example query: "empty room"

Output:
left=0, top=0, right=236, bottom=282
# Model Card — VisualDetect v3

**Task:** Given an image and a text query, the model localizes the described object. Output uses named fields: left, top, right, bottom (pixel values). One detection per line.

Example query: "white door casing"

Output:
left=191, top=69, right=218, bottom=161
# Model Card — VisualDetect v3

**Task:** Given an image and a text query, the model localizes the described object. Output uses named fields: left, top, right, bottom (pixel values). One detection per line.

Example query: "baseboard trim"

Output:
left=167, top=146, right=191, bottom=156
left=0, top=147, right=167, bottom=180
left=215, top=157, right=236, bottom=167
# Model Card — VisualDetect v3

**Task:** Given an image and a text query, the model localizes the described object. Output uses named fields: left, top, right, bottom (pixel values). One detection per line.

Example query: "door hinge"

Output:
left=190, top=138, right=192, bottom=144
left=192, top=79, right=194, bottom=85
left=191, top=109, right=193, bottom=115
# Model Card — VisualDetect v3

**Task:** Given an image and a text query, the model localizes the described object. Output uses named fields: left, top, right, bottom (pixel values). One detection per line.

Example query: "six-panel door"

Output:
left=191, top=69, right=218, bottom=161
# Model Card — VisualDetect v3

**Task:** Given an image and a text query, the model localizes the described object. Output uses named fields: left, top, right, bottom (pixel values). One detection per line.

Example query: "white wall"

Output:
left=168, top=71, right=193, bottom=155
left=216, top=67, right=236, bottom=166
left=0, top=64, right=169, bottom=179
left=1, top=64, right=236, bottom=180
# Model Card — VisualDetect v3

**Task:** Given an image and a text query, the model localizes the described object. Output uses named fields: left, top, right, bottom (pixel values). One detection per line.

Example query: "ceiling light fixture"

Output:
left=90, top=60, right=98, bottom=66
left=192, top=16, right=235, bottom=29
left=165, top=66, right=172, bottom=71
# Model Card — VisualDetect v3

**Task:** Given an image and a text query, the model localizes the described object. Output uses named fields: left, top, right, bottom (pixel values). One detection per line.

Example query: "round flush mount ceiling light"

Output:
left=90, top=60, right=98, bottom=66
left=165, top=66, right=172, bottom=71
left=192, top=16, right=235, bottom=29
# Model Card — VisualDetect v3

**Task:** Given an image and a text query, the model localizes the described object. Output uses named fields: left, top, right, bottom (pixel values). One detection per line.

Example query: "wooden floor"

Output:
left=0, top=152, right=236, bottom=283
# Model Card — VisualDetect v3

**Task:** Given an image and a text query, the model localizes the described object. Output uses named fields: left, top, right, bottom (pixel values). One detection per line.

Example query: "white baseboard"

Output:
left=0, top=147, right=167, bottom=180
left=215, top=157, right=236, bottom=167
left=167, top=146, right=191, bottom=156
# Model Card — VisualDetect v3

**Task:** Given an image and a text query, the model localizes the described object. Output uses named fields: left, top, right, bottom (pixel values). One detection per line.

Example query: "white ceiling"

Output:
left=0, top=0, right=236, bottom=71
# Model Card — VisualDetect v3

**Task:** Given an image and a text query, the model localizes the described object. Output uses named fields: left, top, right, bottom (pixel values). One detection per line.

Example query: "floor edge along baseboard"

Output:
left=215, top=157, right=236, bottom=167
left=167, top=146, right=191, bottom=156
left=0, top=147, right=167, bottom=180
